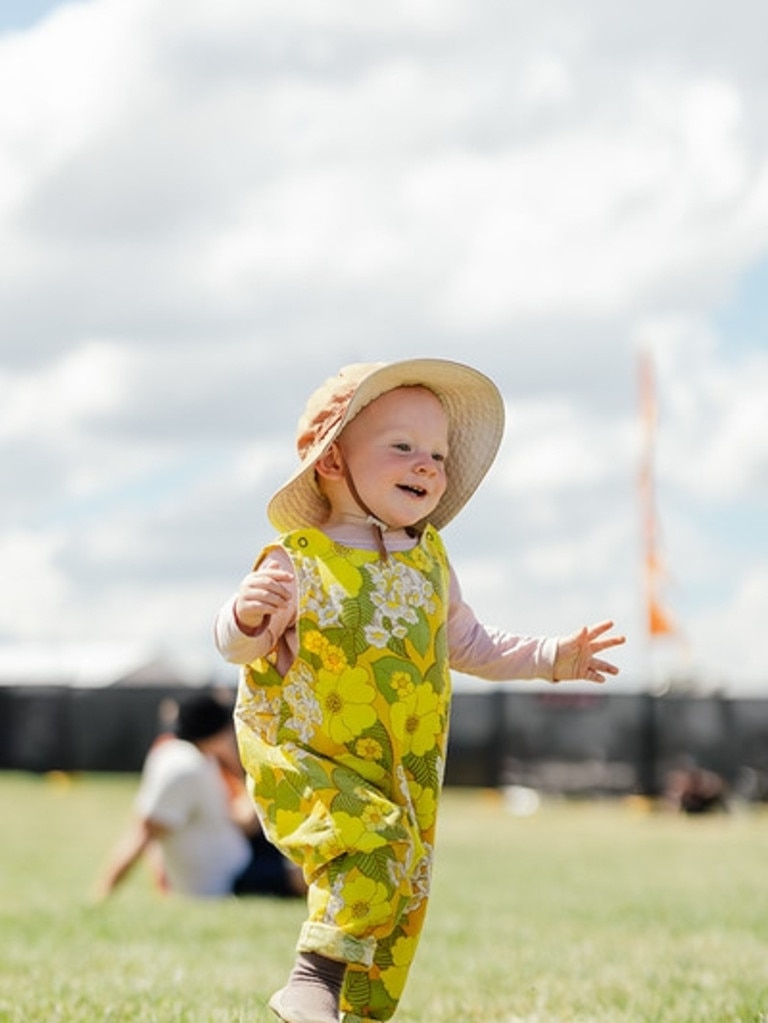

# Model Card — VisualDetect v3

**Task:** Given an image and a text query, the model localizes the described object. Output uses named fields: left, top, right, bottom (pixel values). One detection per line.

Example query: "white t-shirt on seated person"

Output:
left=135, top=738, right=250, bottom=897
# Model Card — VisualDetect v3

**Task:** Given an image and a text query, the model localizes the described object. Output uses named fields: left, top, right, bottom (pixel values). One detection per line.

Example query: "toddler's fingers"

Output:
left=586, top=619, right=620, bottom=639
left=591, top=658, right=620, bottom=676
left=242, top=582, right=291, bottom=611
left=591, top=635, right=626, bottom=654
left=246, top=565, right=294, bottom=586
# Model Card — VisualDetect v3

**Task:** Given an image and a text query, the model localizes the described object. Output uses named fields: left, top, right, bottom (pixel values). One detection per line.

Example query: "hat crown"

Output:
left=296, top=363, right=383, bottom=462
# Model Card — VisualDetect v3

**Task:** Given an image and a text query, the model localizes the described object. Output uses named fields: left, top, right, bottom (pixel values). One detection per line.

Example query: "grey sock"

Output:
left=278, top=952, right=346, bottom=1021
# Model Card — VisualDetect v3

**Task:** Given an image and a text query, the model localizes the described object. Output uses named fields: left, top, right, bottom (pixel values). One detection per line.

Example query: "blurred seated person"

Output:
left=665, top=758, right=728, bottom=815
left=93, top=692, right=306, bottom=900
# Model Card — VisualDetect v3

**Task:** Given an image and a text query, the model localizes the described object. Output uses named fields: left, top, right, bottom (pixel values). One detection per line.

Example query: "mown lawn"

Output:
left=1, top=773, right=767, bottom=1022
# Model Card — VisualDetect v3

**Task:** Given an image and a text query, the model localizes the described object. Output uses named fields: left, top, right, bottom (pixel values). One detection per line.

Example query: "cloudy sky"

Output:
left=2, top=0, right=767, bottom=693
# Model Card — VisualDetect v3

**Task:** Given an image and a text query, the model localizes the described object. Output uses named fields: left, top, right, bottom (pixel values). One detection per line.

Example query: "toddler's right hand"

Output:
left=234, top=560, right=296, bottom=633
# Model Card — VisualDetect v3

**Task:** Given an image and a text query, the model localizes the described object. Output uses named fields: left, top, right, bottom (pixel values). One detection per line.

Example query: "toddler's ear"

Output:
left=314, top=443, right=345, bottom=480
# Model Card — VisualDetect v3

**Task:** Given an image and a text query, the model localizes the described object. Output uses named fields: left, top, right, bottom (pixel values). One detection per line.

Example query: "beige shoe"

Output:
left=268, top=987, right=339, bottom=1023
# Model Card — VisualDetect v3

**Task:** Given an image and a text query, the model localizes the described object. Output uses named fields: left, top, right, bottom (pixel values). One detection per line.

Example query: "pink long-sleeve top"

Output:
left=214, top=526, right=558, bottom=684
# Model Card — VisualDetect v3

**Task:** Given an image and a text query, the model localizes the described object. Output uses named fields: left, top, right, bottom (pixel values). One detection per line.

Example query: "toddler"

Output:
left=214, top=358, right=625, bottom=1023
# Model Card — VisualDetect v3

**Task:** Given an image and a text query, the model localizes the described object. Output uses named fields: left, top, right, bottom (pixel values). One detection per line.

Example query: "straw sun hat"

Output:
left=267, top=358, right=505, bottom=534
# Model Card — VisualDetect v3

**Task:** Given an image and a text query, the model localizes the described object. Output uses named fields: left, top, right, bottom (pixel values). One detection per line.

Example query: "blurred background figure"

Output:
left=93, top=692, right=306, bottom=900
left=664, top=757, right=729, bottom=815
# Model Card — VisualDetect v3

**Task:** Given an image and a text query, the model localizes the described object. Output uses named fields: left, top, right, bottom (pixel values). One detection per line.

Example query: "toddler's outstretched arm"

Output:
left=553, top=620, right=625, bottom=683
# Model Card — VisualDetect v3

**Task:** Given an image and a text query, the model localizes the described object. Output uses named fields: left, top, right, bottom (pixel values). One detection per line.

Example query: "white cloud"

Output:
left=0, top=341, right=130, bottom=441
left=499, top=399, right=625, bottom=496
left=642, top=316, right=768, bottom=502
left=681, top=563, right=768, bottom=691
left=0, top=0, right=148, bottom=214
left=0, top=530, right=69, bottom=636
left=425, top=77, right=763, bottom=327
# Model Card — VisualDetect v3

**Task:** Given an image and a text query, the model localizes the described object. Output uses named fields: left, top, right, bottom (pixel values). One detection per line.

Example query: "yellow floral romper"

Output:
left=235, top=525, right=452, bottom=1022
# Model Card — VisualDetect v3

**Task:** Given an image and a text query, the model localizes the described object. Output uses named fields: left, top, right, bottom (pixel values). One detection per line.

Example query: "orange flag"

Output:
left=638, top=348, right=677, bottom=638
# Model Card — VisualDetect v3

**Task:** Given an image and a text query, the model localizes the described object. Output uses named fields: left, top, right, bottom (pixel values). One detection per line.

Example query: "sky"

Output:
left=1, top=0, right=767, bottom=693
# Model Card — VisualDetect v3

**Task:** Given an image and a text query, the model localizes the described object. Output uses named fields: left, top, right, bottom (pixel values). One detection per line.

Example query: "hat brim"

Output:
left=268, top=358, right=505, bottom=533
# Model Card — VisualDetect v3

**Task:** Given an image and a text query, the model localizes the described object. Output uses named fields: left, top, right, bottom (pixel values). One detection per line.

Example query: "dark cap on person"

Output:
left=174, top=692, right=233, bottom=742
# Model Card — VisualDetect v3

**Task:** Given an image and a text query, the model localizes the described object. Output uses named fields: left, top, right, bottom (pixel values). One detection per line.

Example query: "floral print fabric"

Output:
left=235, top=526, right=451, bottom=1021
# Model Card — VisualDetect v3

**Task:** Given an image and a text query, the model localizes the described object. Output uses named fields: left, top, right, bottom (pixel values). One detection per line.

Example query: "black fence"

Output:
left=0, top=686, right=192, bottom=775
left=2, top=685, right=767, bottom=799
left=445, top=688, right=768, bottom=799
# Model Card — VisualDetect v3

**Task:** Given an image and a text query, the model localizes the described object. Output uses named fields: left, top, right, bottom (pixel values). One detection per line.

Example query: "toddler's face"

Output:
left=337, top=386, right=449, bottom=529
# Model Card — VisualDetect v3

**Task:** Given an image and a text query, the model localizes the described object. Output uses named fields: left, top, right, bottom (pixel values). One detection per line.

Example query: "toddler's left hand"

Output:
left=553, top=620, right=625, bottom=683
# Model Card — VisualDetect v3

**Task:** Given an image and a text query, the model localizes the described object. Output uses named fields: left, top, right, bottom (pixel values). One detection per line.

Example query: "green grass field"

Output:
left=1, top=773, right=767, bottom=1023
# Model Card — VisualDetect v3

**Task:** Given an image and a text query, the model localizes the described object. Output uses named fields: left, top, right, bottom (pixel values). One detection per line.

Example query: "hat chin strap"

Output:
left=340, top=461, right=391, bottom=560
left=336, top=447, right=422, bottom=560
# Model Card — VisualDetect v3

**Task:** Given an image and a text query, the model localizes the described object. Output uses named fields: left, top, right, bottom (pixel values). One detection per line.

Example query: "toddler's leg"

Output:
left=269, top=952, right=347, bottom=1023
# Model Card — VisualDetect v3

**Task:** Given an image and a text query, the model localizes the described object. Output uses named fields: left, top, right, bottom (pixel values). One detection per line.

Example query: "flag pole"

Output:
left=638, top=347, right=676, bottom=692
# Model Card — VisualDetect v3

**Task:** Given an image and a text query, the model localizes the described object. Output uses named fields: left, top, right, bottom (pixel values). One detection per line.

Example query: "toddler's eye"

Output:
left=394, top=443, right=411, bottom=452
left=432, top=452, right=446, bottom=463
